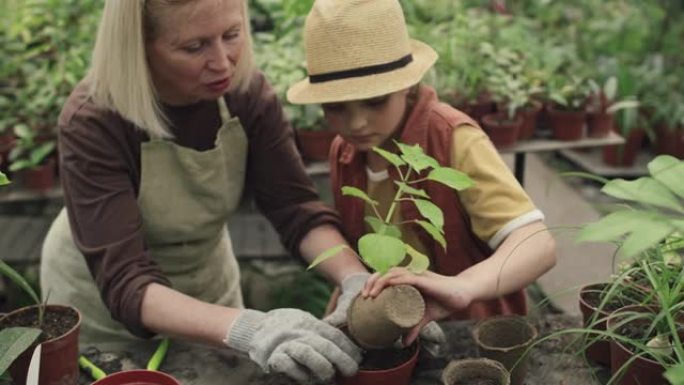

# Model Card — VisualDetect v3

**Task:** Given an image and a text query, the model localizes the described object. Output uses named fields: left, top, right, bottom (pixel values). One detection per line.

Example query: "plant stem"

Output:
left=385, top=168, right=413, bottom=224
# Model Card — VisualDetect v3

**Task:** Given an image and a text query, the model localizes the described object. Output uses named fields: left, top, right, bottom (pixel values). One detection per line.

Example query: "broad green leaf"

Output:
left=0, top=259, right=40, bottom=305
left=427, top=167, right=473, bottom=191
left=8, top=159, right=32, bottom=172
left=0, top=327, right=42, bottom=375
left=29, top=141, right=55, bottom=166
left=364, top=217, right=402, bottom=239
left=665, top=363, right=684, bottom=385
left=576, top=210, right=671, bottom=243
left=396, top=142, right=439, bottom=172
left=602, top=178, right=682, bottom=213
left=394, top=181, right=429, bottom=198
left=341, top=186, right=378, bottom=207
left=606, top=100, right=639, bottom=114
left=413, top=199, right=444, bottom=230
left=620, top=222, right=676, bottom=259
left=13, top=123, right=31, bottom=140
left=358, top=234, right=406, bottom=275
left=307, top=245, right=350, bottom=270
left=405, top=245, right=430, bottom=274
left=604, top=76, right=617, bottom=100
left=372, top=147, right=405, bottom=168
left=649, top=155, right=684, bottom=199
left=0, top=172, right=9, bottom=186
left=416, top=220, right=446, bottom=250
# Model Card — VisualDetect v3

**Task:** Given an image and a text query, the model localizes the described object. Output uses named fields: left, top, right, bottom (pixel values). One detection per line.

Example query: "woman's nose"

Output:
left=207, top=43, right=230, bottom=72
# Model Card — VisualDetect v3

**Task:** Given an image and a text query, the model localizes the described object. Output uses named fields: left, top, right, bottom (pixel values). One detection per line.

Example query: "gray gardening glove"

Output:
left=323, top=272, right=371, bottom=327
left=225, top=308, right=362, bottom=384
left=418, top=321, right=447, bottom=357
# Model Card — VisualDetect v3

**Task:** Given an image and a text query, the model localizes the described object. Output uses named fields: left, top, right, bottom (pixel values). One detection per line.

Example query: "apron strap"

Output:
left=217, top=96, right=232, bottom=122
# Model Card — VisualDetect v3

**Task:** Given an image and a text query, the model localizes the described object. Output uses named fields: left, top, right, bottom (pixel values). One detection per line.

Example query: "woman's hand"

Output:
left=361, top=267, right=473, bottom=345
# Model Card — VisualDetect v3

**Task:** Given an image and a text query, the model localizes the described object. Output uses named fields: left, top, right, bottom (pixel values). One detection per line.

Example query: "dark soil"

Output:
left=0, top=306, right=78, bottom=343
left=582, top=286, right=643, bottom=313
left=360, top=342, right=417, bottom=370
left=453, top=379, right=498, bottom=385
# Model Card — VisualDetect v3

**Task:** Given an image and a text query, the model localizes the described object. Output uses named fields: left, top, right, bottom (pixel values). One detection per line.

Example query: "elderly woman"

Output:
left=40, top=0, right=368, bottom=383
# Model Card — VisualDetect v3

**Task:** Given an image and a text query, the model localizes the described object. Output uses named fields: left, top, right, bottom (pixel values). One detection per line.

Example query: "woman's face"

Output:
left=147, top=0, right=245, bottom=105
left=322, top=88, right=410, bottom=152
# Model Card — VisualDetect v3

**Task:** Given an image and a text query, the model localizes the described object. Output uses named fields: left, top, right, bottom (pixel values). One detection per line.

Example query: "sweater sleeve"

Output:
left=58, top=90, right=170, bottom=338
left=227, top=72, right=343, bottom=257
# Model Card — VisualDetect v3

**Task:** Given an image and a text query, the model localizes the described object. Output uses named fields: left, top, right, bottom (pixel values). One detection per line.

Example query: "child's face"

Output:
left=322, top=88, right=410, bottom=152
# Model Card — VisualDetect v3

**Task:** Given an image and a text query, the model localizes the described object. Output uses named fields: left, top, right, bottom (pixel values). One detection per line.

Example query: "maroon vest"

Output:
left=329, top=86, right=526, bottom=319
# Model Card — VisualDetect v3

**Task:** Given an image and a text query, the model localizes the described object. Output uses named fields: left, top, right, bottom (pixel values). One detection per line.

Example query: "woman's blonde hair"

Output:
left=88, top=0, right=254, bottom=138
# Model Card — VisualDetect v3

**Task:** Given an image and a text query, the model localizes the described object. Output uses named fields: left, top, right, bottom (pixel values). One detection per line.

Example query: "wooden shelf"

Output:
left=559, top=148, right=651, bottom=178
left=497, top=131, right=625, bottom=154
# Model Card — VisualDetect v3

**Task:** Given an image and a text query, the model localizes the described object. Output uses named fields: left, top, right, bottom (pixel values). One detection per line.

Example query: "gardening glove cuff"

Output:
left=324, top=272, right=371, bottom=327
left=224, top=308, right=361, bottom=384
left=418, top=321, right=447, bottom=357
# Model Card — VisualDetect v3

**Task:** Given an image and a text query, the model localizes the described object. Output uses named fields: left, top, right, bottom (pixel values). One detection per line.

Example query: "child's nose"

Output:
left=348, top=109, right=367, bottom=132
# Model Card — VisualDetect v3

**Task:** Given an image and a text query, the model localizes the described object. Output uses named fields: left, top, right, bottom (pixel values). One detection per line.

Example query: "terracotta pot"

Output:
left=347, top=285, right=424, bottom=349
left=547, top=106, right=586, bottom=141
left=607, top=306, right=668, bottom=385
left=517, top=101, right=542, bottom=140
left=92, top=370, right=182, bottom=385
left=0, top=133, right=14, bottom=175
left=602, top=128, right=645, bottom=167
left=468, top=101, right=496, bottom=125
left=295, top=129, right=336, bottom=162
left=481, top=113, right=521, bottom=147
left=337, top=341, right=419, bottom=385
left=441, top=357, right=511, bottom=385
left=578, top=283, right=613, bottom=366
left=654, top=124, right=684, bottom=159
left=21, top=158, right=56, bottom=191
left=1, top=305, right=81, bottom=385
left=587, top=111, right=614, bottom=138
left=472, top=315, right=537, bottom=385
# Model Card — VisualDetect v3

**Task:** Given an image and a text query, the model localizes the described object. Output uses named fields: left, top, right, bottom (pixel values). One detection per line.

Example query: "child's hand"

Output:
left=361, top=267, right=473, bottom=345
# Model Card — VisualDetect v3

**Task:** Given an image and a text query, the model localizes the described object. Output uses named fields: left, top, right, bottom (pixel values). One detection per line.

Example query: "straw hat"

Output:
left=287, top=0, right=438, bottom=105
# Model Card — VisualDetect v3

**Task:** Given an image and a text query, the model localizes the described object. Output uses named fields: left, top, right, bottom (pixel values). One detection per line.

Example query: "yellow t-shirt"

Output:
left=364, top=125, right=543, bottom=250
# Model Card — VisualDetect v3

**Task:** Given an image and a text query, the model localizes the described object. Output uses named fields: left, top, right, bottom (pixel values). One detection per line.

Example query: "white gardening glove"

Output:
left=323, top=272, right=371, bottom=327
left=225, top=308, right=361, bottom=384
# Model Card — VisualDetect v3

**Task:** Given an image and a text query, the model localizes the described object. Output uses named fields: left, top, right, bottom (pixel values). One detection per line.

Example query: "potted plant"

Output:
left=586, top=76, right=640, bottom=138
left=0, top=259, right=82, bottom=385
left=253, top=16, right=333, bottom=162
left=601, top=105, right=647, bottom=167
left=479, top=43, right=543, bottom=146
left=7, top=124, right=57, bottom=191
left=309, top=141, right=474, bottom=384
left=545, top=74, right=591, bottom=141
left=574, top=155, right=684, bottom=384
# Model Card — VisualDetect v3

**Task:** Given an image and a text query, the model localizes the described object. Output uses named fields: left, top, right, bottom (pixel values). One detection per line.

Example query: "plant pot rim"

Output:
left=0, top=304, right=82, bottom=345
left=91, top=369, right=182, bottom=385
left=472, top=315, right=538, bottom=352
left=357, top=340, right=420, bottom=375
left=441, top=357, right=511, bottom=385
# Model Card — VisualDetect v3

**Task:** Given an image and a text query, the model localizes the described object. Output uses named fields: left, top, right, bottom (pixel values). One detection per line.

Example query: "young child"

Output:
left=287, top=0, right=556, bottom=345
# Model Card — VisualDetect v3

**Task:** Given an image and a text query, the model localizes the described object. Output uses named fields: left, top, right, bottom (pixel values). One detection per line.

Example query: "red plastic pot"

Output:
left=336, top=342, right=419, bottom=385
left=92, top=370, right=181, bottom=385
left=481, top=113, right=521, bottom=147
left=586, top=111, right=614, bottom=138
left=602, top=128, right=645, bottom=167
left=578, top=283, right=612, bottom=366
left=2, top=305, right=81, bottom=385
left=547, top=106, right=586, bottom=141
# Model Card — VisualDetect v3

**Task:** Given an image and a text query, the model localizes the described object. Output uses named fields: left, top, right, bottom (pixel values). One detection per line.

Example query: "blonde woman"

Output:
left=40, top=0, right=366, bottom=383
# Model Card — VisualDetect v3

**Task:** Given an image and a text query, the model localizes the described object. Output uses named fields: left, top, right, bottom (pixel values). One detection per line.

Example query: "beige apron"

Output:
left=41, top=98, right=247, bottom=345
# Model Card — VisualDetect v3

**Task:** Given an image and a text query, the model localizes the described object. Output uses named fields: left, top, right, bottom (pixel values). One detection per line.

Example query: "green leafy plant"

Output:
left=547, top=74, right=591, bottom=111
left=479, top=42, right=543, bottom=121
left=587, top=76, right=640, bottom=115
left=0, top=259, right=43, bottom=377
left=308, top=141, right=473, bottom=275
left=0, top=171, right=9, bottom=186
left=8, top=124, right=56, bottom=172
